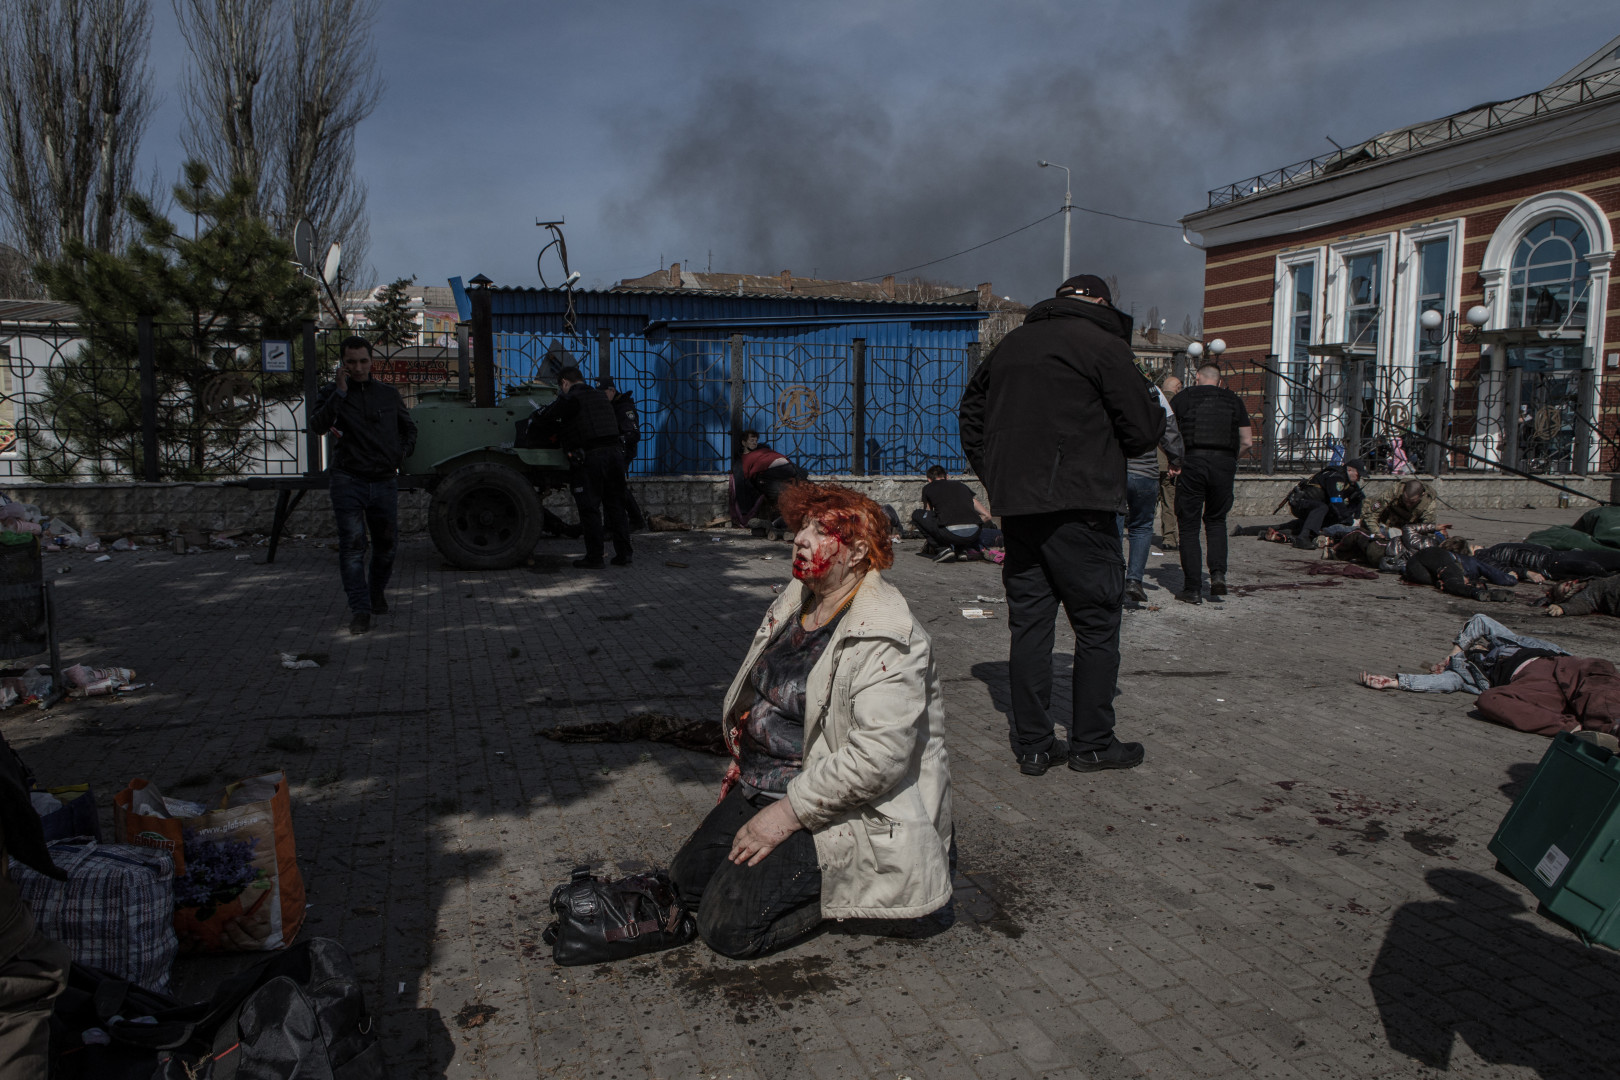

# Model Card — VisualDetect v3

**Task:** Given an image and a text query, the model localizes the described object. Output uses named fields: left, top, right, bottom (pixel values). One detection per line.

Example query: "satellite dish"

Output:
left=322, top=241, right=342, bottom=287
left=292, top=218, right=316, bottom=269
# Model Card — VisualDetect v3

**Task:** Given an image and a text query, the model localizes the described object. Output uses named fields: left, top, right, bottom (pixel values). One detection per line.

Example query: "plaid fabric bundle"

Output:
left=11, top=837, right=178, bottom=993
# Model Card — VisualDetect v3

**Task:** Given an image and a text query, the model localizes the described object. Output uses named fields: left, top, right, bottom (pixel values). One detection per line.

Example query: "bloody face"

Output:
left=792, top=518, right=845, bottom=582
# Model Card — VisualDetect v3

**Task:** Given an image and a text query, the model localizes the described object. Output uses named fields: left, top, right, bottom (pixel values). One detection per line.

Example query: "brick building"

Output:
left=1181, top=36, right=1620, bottom=475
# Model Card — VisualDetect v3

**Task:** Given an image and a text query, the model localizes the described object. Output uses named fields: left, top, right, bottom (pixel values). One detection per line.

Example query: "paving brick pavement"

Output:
left=4, top=502, right=1619, bottom=1078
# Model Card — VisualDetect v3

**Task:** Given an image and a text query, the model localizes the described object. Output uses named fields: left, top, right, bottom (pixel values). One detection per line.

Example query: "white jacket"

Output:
left=720, top=571, right=953, bottom=920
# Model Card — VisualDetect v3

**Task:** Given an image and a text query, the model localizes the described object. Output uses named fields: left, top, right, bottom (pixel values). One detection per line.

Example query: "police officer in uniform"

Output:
left=1169, top=363, right=1252, bottom=604
left=601, top=377, right=645, bottom=531
left=531, top=365, right=633, bottom=568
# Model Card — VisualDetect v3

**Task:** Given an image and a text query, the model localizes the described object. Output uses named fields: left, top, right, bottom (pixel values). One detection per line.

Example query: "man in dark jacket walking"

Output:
left=310, top=335, right=418, bottom=635
left=959, top=274, right=1163, bottom=776
left=529, top=366, right=632, bottom=569
left=602, top=378, right=645, bottom=531
left=1169, top=363, right=1252, bottom=603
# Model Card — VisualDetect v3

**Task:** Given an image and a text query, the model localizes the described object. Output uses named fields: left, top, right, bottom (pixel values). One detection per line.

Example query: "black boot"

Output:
left=1209, top=572, right=1227, bottom=597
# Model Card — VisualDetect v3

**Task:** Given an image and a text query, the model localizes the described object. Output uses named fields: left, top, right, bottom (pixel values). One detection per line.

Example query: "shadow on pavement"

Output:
left=1369, top=868, right=1620, bottom=1078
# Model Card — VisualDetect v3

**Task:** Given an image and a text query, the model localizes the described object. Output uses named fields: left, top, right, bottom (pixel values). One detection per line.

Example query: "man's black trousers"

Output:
left=1002, top=509, right=1123, bottom=757
left=1175, top=452, right=1237, bottom=593
left=571, top=445, right=632, bottom=562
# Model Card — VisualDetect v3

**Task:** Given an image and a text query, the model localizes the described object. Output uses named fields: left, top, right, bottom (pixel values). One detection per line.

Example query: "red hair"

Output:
left=776, top=481, right=894, bottom=571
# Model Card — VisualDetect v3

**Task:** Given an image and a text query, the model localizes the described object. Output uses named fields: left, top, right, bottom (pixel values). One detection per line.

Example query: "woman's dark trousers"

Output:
left=671, top=788, right=822, bottom=959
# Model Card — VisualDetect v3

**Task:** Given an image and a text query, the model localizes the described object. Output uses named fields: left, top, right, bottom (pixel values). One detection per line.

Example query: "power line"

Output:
left=855, top=209, right=1062, bottom=281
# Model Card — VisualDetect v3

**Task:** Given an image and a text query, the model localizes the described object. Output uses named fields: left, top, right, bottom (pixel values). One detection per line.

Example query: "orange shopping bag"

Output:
left=114, top=772, right=305, bottom=953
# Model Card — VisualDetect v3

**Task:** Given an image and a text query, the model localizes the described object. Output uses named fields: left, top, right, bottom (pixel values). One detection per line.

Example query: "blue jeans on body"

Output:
left=1121, top=473, right=1158, bottom=584
left=329, top=470, right=399, bottom=615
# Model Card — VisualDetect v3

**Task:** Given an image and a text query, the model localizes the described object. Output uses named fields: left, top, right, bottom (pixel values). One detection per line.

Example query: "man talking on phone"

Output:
left=311, top=335, right=417, bottom=635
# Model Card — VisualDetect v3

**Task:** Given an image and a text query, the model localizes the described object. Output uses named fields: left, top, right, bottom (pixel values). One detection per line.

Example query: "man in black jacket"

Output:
left=1169, top=364, right=1252, bottom=603
left=310, top=335, right=418, bottom=635
left=1284, top=461, right=1364, bottom=549
left=0, top=734, right=68, bottom=1079
left=529, top=366, right=632, bottom=569
left=601, top=378, right=645, bottom=531
left=959, top=274, right=1162, bottom=776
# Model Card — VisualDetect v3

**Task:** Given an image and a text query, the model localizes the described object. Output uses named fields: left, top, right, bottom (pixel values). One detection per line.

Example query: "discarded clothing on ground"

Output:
left=542, top=712, right=726, bottom=755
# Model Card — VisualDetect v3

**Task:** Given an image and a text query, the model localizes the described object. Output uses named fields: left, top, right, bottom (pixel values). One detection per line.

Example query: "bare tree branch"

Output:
left=173, top=0, right=281, bottom=217
left=0, top=0, right=152, bottom=267
left=268, top=0, right=379, bottom=269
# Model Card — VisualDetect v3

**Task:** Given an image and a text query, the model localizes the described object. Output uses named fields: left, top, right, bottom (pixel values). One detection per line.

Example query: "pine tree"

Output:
left=26, top=160, right=316, bottom=480
left=365, top=277, right=417, bottom=347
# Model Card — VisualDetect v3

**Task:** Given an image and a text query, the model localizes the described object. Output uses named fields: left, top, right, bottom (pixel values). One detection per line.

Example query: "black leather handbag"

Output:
left=541, top=867, right=697, bottom=966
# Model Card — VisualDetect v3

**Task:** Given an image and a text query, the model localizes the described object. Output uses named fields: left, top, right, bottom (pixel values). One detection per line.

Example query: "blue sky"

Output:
left=138, top=0, right=1616, bottom=325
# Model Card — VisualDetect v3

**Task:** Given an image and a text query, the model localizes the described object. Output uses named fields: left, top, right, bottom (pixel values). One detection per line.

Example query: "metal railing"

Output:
left=1236, top=352, right=1601, bottom=476
left=1207, top=66, right=1620, bottom=208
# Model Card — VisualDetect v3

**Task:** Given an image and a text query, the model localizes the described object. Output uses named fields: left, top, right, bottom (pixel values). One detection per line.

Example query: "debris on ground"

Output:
left=0, top=667, right=54, bottom=709
left=93, top=555, right=111, bottom=563
left=541, top=712, right=726, bottom=755
left=646, top=514, right=691, bottom=531
left=279, top=652, right=320, bottom=670
left=1303, top=561, right=1380, bottom=580
left=961, top=608, right=996, bottom=619
left=62, top=664, right=139, bottom=697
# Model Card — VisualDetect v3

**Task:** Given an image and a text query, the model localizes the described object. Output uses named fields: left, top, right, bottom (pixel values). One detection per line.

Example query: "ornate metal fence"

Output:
left=866, top=344, right=974, bottom=474
left=2, top=318, right=314, bottom=481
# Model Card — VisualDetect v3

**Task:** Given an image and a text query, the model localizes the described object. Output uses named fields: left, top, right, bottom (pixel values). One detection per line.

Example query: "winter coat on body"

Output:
left=1558, top=575, right=1620, bottom=617
left=958, top=297, right=1163, bottom=517
left=720, top=572, right=952, bottom=921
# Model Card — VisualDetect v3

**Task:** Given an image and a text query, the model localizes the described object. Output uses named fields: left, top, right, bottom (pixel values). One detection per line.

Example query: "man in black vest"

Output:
left=960, top=273, right=1162, bottom=776
left=531, top=366, right=632, bottom=569
left=601, top=378, right=645, bottom=531
left=1169, top=363, right=1252, bottom=604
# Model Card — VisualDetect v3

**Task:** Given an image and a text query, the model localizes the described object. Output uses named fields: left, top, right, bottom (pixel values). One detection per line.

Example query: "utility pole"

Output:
left=1039, top=160, right=1073, bottom=281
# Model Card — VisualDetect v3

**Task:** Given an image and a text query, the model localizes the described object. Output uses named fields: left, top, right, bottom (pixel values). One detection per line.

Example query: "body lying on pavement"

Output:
left=1401, top=538, right=1517, bottom=601
left=1479, top=541, right=1620, bottom=582
left=1358, top=613, right=1620, bottom=738
left=1548, top=574, right=1620, bottom=618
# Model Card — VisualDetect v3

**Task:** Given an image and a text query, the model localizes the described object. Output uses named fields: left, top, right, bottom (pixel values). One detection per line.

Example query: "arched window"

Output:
left=1508, top=216, right=1590, bottom=329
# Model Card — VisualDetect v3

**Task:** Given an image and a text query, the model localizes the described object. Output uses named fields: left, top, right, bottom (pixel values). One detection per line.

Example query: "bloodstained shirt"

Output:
left=736, top=606, right=847, bottom=799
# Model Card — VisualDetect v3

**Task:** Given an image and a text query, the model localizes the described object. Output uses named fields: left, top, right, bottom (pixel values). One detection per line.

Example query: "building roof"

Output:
left=0, top=299, right=79, bottom=326
left=1196, top=37, right=1620, bottom=213
left=613, top=265, right=988, bottom=306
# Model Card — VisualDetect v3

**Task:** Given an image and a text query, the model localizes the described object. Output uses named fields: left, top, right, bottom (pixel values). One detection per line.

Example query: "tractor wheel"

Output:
left=428, top=462, right=545, bottom=570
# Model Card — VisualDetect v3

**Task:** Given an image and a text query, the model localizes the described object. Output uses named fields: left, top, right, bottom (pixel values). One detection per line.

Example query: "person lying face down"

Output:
left=1547, top=574, right=1620, bottom=618
left=668, top=480, right=954, bottom=959
left=1358, top=612, right=1620, bottom=739
left=1400, top=538, right=1518, bottom=601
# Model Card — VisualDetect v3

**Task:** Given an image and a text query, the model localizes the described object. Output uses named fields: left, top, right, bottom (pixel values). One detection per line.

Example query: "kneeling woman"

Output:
left=672, top=482, right=953, bottom=958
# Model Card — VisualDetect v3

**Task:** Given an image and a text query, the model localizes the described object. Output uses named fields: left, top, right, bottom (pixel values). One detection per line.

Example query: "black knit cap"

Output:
left=1056, top=274, right=1112, bottom=303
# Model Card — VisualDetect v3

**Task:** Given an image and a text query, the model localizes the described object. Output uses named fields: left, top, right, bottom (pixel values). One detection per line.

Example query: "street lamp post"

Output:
left=1038, top=159, right=1072, bottom=282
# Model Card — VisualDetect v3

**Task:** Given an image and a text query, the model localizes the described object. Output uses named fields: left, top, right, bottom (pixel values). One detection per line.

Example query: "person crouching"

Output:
left=670, top=482, right=953, bottom=958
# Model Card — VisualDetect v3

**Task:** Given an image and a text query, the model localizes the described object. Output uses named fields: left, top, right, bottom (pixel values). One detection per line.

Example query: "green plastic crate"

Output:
left=1489, top=732, right=1620, bottom=948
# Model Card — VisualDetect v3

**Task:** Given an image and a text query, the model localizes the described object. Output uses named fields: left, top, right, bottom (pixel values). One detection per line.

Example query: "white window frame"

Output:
left=1478, top=191, right=1614, bottom=470
left=1390, top=218, right=1464, bottom=376
left=1270, top=248, right=1324, bottom=447
left=1325, top=234, right=1396, bottom=358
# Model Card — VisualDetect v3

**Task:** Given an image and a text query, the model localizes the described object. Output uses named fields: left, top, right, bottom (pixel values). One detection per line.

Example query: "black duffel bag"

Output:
left=542, top=866, right=696, bottom=966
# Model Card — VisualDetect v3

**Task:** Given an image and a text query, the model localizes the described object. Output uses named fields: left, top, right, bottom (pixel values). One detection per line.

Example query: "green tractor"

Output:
left=401, top=382, right=572, bottom=570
